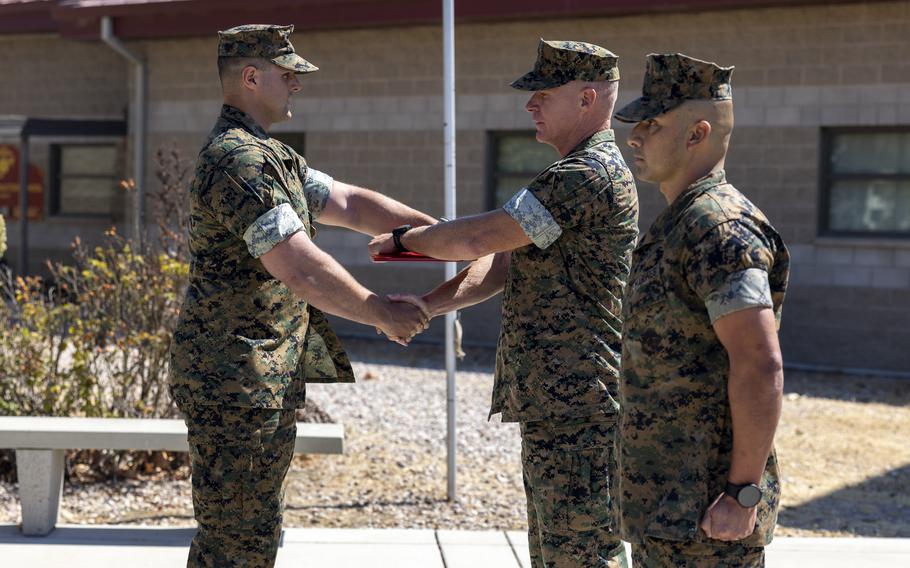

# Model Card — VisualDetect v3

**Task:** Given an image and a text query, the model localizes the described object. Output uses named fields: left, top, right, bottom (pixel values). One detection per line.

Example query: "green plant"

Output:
left=0, top=143, right=192, bottom=481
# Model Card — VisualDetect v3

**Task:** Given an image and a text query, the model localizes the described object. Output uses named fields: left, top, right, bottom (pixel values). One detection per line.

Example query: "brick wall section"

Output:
left=145, top=36, right=221, bottom=103
left=725, top=127, right=821, bottom=245
left=135, top=2, right=910, bottom=101
left=0, top=34, right=128, bottom=117
left=783, top=286, right=910, bottom=370
left=305, top=130, right=486, bottom=216
left=6, top=2, right=910, bottom=370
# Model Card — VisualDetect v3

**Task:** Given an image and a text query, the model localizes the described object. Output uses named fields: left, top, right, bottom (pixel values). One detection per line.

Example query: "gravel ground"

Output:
left=1, top=338, right=908, bottom=537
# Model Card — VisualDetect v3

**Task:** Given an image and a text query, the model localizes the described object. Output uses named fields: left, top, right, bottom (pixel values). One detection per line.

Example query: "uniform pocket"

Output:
left=218, top=441, right=257, bottom=528
left=567, top=444, right=615, bottom=532
left=525, top=435, right=616, bottom=534
left=185, top=408, right=260, bottom=533
left=525, top=446, right=573, bottom=533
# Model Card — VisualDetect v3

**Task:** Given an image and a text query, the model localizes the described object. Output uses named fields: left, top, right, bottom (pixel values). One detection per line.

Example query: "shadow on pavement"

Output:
left=783, top=369, right=910, bottom=406
left=779, top=463, right=910, bottom=537
left=286, top=496, right=449, bottom=512
left=0, top=524, right=196, bottom=546
left=339, top=337, right=496, bottom=373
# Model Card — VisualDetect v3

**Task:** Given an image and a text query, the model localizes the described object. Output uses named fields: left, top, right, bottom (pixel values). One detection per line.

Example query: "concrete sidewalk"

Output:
left=0, top=525, right=908, bottom=567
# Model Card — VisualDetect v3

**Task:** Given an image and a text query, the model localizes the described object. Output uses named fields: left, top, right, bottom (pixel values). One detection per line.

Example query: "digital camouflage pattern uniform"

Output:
left=169, top=24, right=352, bottom=568
left=501, top=39, right=638, bottom=568
left=615, top=54, right=790, bottom=568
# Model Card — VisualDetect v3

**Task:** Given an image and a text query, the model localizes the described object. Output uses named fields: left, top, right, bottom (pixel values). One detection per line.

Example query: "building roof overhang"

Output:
left=0, top=115, right=127, bottom=140
left=0, top=0, right=891, bottom=40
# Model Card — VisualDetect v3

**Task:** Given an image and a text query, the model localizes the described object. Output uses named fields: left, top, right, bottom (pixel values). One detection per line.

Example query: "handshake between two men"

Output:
left=362, top=197, right=530, bottom=347
left=366, top=228, right=464, bottom=346
left=375, top=287, right=431, bottom=346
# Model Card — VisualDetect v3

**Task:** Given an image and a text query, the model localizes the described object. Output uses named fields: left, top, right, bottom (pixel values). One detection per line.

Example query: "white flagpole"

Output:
left=442, top=0, right=457, bottom=502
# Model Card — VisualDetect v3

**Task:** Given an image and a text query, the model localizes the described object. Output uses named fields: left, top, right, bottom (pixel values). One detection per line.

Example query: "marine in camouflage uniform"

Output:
left=370, top=40, right=639, bottom=568
left=171, top=24, right=430, bottom=568
left=614, top=54, right=789, bottom=567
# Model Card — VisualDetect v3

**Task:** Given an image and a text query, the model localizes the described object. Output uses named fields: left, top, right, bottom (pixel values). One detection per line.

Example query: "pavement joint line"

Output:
left=435, top=530, right=449, bottom=568
left=504, top=529, right=524, bottom=567
left=2, top=526, right=910, bottom=567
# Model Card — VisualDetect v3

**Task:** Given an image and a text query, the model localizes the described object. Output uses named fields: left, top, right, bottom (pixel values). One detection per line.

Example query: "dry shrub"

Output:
left=0, top=143, right=332, bottom=483
left=0, top=144, right=191, bottom=482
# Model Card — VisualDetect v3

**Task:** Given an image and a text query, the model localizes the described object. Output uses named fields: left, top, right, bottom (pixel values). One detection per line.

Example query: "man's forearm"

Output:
left=727, top=355, right=783, bottom=484
left=713, top=308, right=784, bottom=486
left=422, top=253, right=509, bottom=317
left=260, top=233, right=389, bottom=328
left=336, top=182, right=437, bottom=235
left=287, top=250, right=389, bottom=326
left=401, top=210, right=527, bottom=261
left=400, top=221, right=477, bottom=260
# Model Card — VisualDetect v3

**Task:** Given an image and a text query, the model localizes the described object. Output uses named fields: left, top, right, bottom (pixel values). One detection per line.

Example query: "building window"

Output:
left=49, top=144, right=122, bottom=218
left=821, top=128, right=910, bottom=237
left=487, top=131, right=557, bottom=208
left=273, top=132, right=305, bottom=156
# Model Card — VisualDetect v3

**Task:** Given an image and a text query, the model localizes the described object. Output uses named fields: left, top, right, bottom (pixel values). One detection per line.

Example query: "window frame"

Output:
left=486, top=130, right=555, bottom=211
left=272, top=131, right=306, bottom=157
left=819, top=126, right=910, bottom=239
left=48, top=142, right=122, bottom=220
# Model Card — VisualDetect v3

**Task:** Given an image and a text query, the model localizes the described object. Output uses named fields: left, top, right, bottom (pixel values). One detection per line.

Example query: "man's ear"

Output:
left=241, top=65, right=259, bottom=90
left=580, top=87, right=596, bottom=108
left=687, top=120, right=712, bottom=148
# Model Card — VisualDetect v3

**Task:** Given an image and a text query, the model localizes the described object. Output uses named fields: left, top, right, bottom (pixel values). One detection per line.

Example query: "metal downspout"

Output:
left=100, top=16, right=146, bottom=243
left=18, top=130, right=28, bottom=273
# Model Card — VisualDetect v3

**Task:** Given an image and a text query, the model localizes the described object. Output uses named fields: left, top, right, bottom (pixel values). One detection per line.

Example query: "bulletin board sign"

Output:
left=0, top=144, right=44, bottom=220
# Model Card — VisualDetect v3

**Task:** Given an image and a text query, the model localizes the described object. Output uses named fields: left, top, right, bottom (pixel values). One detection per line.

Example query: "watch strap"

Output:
left=392, top=224, right=412, bottom=253
left=724, top=481, right=762, bottom=508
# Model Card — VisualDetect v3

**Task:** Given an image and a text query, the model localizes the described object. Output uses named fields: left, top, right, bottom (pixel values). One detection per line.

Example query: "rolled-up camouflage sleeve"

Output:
left=503, top=188, right=562, bottom=249
left=301, top=167, right=333, bottom=220
left=704, top=268, right=772, bottom=323
left=685, top=220, right=776, bottom=323
left=243, top=203, right=306, bottom=258
left=203, top=146, right=297, bottom=252
left=522, top=157, right=614, bottom=238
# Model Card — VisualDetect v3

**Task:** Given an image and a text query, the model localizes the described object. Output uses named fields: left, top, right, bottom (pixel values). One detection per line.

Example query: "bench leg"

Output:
left=16, top=449, right=64, bottom=536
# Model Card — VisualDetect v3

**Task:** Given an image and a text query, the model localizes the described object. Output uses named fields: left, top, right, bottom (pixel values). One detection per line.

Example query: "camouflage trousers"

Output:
left=520, top=414, right=628, bottom=568
left=631, top=537, right=765, bottom=567
left=181, top=404, right=297, bottom=568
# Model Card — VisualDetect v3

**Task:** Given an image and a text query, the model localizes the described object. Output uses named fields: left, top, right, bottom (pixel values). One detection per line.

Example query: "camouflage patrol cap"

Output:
left=511, top=39, right=619, bottom=91
left=614, top=53, right=733, bottom=122
left=218, top=24, right=318, bottom=74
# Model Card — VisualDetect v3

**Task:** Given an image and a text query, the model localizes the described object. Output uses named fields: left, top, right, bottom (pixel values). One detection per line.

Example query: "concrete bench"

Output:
left=0, top=416, right=344, bottom=536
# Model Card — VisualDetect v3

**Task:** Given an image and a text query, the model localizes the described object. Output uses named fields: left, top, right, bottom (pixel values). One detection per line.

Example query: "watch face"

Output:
left=738, top=484, right=762, bottom=508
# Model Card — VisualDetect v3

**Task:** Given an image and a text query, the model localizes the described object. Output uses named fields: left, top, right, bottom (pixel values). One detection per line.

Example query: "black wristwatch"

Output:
left=392, top=224, right=412, bottom=253
left=724, top=482, right=762, bottom=508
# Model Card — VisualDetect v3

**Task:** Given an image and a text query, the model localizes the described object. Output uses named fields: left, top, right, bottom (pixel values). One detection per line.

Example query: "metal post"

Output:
left=443, top=0, right=458, bottom=502
left=134, top=59, right=147, bottom=244
left=18, top=133, right=28, bottom=274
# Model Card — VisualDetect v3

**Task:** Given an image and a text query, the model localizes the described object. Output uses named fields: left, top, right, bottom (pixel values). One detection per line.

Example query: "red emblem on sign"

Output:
left=0, top=144, right=44, bottom=220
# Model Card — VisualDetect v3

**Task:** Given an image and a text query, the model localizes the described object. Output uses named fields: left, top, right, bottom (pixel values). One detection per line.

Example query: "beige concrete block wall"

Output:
left=5, top=1, right=910, bottom=369
left=0, top=33, right=130, bottom=273
left=0, top=34, right=128, bottom=117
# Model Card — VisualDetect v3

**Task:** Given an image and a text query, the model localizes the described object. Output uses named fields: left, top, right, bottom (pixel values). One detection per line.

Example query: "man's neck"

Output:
left=556, top=120, right=611, bottom=157
left=223, top=98, right=272, bottom=132
left=659, top=156, right=726, bottom=205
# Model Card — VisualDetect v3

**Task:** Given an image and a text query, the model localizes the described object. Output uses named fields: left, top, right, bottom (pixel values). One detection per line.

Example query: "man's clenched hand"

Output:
left=700, top=493, right=757, bottom=542
left=368, top=233, right=397, bottom=257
